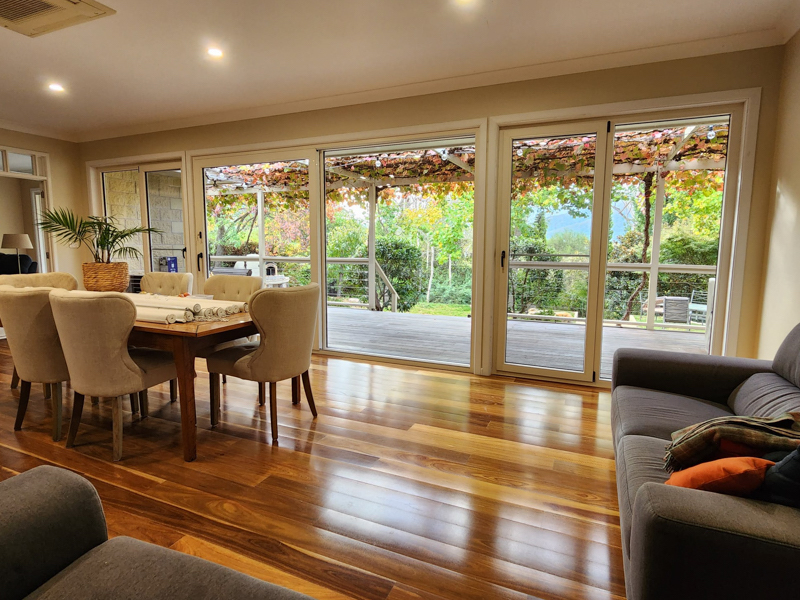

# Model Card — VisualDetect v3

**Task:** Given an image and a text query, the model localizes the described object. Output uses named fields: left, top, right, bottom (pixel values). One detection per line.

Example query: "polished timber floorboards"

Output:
left=0, top=340, right=624, bottom=600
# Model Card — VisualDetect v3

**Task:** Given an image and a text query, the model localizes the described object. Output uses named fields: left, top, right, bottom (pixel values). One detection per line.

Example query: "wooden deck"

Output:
left=327, top=307, right=708, bottom=378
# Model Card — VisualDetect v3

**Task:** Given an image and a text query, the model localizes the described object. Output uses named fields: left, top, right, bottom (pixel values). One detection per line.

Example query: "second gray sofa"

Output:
left=611, top=323, right=800, bottom=600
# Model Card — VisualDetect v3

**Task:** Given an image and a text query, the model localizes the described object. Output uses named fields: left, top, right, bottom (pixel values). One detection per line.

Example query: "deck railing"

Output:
left=208, top=254, right=399, bottom=312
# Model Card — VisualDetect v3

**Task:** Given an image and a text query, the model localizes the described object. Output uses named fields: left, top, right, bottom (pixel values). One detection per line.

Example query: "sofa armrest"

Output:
left=628, top=482, right=800, bottom=600
left=0, top=466, right=108, bottom=600
left=612, top=348, right=773, bottom=404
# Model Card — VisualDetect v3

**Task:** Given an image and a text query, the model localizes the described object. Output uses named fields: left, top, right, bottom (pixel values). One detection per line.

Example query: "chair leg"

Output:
left=222, top=374, right=227, bottom=384
left=129, top=393, right=139, bottom=415
left=11, top=366, right=19, bottom=389
left=170, top=378, right=178, bottom=402
left=139, top=389, right=149, bottom=419
left=258, top=382, right=266, bottom=407
left=210, top=373, right=221, bottom=427
left=52, top=382, right=63, bottom=442
left=301, top=370, right=317, bottom=417
left=292, top=376, right=300, bottom=405
left=91, top=396, right=100, bottom=406
left=14, top=380, right=31, bottom=431
left=66, top=392, right=85, bottom=448
left=43, top=383, right=51, bottom=399
left=269, top=382, right=278, bottom=443
left=112, top=396, right=123, bottom=462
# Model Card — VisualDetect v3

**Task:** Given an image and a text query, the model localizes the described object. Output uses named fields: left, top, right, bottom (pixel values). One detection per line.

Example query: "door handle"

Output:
left=501, top=250, right=506, bottom=268
left=182, top=247, right=187, bottom=259
left=197, top=252, right=203, bottom=272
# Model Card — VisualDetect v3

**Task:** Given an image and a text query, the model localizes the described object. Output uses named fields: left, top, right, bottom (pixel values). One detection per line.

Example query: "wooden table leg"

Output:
left=172, top=337, right=197, bottom=462
left=52, top=382, right=63, bottom=442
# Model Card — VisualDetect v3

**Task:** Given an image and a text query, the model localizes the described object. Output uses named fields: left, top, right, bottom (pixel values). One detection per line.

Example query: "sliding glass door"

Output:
left=495, top=114, right=733, bottom=381
left=323, top=138, right=476, bottom=366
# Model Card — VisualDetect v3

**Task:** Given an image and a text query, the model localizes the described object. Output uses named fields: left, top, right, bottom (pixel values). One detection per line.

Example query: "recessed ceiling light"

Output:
left=48, top=83, right=65, bottom=92
left=207, top=47, right=223, bottom=58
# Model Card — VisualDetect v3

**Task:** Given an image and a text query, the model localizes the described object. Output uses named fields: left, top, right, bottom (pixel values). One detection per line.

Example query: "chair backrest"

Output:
left=663, top=296, right=690, bottom=323
left=0, top=286, right=69, bottom=384
left=49, top=290, right=145, bottom=397
left=140, top=272, right=193, bottom=296
left=246, top=283, right=320, bottom=382
left=774, top=322, right=800, bottom=389
left=690, top=289, right=708, bottom=304
left=203, top=274, right=262, bottom=302
left=0, top=272, right=78, bottom=290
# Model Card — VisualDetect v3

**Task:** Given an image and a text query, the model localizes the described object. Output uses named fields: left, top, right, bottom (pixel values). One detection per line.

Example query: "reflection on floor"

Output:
left=327, top=307, right=708, bottom=377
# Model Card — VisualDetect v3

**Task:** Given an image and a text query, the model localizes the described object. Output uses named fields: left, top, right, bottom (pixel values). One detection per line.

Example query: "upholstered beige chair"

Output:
left=49, top=290, right=177, bottom=461
left=200, top=274, right=263, bottom=384
left=0, top=286, right=70, bottom=441
left=206, top=283, right=320, bottom=442
left=203, top=274, right=262, bottom=302
left=0, top=273, right=78, bottom=392
left=140, top=272, right=193, bottom=296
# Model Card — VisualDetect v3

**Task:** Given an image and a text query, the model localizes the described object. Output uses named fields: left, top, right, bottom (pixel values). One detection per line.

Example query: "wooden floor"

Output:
left=0, top=339, right=624, bottom=600
left=328, top=307, right=707, bottom=378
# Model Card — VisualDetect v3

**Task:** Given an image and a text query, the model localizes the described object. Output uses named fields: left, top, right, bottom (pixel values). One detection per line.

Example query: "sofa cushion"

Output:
left=615, top=435, right=669, bottom=557
left=727, top=372, right=800, bottom=417
left=25, top=536, right=312, bottom=600
left=612, top=385, right=732, bottom=445
left=773, top=323, right=800, bottom=389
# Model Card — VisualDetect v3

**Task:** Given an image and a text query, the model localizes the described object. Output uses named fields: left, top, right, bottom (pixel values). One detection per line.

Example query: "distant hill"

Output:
left=544, top=201, right=634, bottom=242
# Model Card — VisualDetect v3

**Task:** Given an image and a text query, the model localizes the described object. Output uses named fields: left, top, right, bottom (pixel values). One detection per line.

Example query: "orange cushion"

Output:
left=666, top=457, right=775, bottom=495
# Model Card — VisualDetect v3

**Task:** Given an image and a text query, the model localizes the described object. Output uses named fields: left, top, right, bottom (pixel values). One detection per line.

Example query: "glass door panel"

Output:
left=202, top=159, right=310, bottom=285
left=496, top=125, right=607, bottom=381
left=102, top=169, right=145, bottom=274
left=144, top=169, right=186, bottom=273
left=323, top=139, right=476, bottom=366
left=598, top=117, right=729, bottom=379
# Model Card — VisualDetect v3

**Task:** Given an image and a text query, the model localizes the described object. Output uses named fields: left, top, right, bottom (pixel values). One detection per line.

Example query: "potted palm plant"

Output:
left=39, top=208, right=161, bottom=292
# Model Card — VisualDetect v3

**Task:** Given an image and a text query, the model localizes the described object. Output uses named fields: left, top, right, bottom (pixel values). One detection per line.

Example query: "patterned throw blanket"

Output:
left=665, top=413, right=800, bottom=473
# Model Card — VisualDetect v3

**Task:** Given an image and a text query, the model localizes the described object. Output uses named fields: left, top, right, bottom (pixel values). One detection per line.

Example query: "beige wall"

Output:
left=759, top=31, right=800, bottom=358
left=0, top=129, right=89, bottom=281
left=78, top=46, right=785, bottom=357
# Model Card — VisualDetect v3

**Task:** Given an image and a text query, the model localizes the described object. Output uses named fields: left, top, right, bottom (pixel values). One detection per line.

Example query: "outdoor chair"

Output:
left=689, top=289, right=709, bottom=324
left=663, top=296, right=690, bottom=324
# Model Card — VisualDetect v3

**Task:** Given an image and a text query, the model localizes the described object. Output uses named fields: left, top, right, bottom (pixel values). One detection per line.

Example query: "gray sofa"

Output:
left=611, top=323, right=800, bottom=600
left=0, top=466, right=313, bottom=600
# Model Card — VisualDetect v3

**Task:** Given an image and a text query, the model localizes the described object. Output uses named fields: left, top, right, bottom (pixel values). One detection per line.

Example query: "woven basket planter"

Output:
left=82, top=262, right=129, bottom=292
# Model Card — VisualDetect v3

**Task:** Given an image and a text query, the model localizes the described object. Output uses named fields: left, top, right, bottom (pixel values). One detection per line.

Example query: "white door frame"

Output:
left=493, top=121, right=610, bottom=382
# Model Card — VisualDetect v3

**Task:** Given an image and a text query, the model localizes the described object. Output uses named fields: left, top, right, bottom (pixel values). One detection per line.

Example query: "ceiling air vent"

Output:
left=0, top=0, right=115, bottom=37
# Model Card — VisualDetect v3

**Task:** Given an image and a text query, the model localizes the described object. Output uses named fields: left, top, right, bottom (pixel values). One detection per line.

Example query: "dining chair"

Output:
left=200, top=274, right=263, bottom=384
left=0, top=286, right=70, bottom=441
left=49, top=290, right=177, bottom=461
left=139, top=272, right=193, bottom=296
left=139, top=271, right=191, bottom=399
left=206, top=283, right=320, bottom=442
left=0, top=273, right=78, bottom=392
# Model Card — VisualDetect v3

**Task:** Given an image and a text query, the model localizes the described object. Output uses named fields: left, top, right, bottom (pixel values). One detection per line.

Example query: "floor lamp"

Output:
left=1, top=234, right=34, bottom=273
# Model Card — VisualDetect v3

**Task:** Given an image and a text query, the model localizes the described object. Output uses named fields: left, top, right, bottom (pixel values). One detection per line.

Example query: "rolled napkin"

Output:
left=124, top=293, right=202, bottom=314
left=135, top=306, right=186, bottom=324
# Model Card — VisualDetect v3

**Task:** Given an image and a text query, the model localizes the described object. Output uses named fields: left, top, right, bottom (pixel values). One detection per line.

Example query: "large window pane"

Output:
left=102, top=169, right=144, bottom=273
left=146, top=170, right=185, bottom=273
left=324, top=142, right=475, bottom=365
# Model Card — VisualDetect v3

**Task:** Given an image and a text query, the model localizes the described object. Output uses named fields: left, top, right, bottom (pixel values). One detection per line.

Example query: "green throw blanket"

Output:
left=665, top=413, right=800, bottom=473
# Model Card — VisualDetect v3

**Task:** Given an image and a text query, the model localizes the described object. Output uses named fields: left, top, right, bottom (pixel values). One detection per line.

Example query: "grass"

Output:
left=409, top=302, right=471, bottom=317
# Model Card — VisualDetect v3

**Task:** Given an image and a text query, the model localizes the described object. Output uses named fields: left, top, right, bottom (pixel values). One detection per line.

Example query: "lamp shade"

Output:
left=1, top=234, right=33, bottom=250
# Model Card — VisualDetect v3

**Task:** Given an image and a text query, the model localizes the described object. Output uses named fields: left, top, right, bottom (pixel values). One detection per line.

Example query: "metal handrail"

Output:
left=209, top=254, right=399, bottom=312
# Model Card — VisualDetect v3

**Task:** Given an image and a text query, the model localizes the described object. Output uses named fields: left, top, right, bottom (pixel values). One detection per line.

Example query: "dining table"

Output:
left=128, top=312, right=257, bottom=461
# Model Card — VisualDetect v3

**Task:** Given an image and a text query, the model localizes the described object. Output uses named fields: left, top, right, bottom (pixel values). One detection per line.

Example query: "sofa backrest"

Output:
left=773, top=323, right=800, bottom=389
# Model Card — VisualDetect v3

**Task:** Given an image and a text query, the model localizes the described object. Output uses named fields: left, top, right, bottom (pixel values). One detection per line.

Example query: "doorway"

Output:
left=495, top=114, right=733, bottom=381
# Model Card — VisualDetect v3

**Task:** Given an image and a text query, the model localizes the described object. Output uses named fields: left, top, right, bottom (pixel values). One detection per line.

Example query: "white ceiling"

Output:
left=1, top=0, right=799, bottom=142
